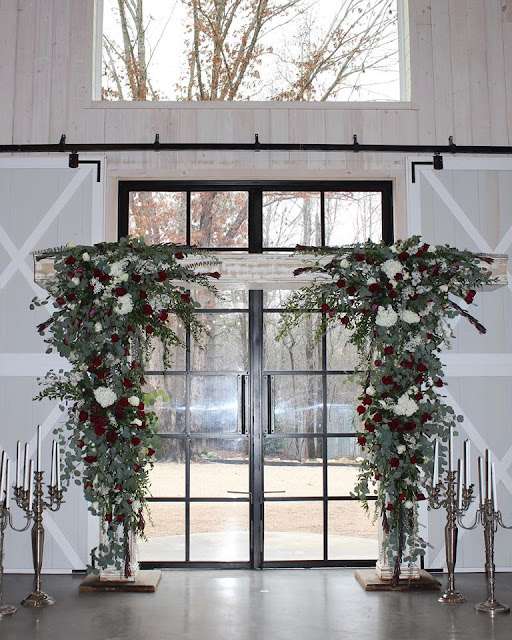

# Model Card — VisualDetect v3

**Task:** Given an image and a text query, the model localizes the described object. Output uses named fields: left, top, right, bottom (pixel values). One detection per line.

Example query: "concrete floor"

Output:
left=1, top=570, right=512, bottom=640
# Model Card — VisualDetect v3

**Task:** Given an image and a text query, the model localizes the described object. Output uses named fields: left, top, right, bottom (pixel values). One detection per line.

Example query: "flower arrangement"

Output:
left=279, top=236, right=493, bottom=583
left=32, top=237, right=219, bottom=575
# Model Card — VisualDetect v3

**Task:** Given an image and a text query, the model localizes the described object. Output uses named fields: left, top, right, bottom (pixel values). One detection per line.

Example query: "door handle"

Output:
left=266, top=374, right=275, bottom=434
left=237, top=373, right=249, bottom=435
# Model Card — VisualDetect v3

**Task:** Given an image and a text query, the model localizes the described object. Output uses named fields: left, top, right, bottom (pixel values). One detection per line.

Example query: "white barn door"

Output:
left=407, top=158, right=512, bottom=571
left=0, top=158, right=105, bottom=572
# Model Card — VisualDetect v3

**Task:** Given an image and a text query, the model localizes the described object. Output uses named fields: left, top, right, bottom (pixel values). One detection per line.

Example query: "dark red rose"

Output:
left=434, top=378, right=444, bottom=387
left=131, top=273, right=142, bottom=283
left=355, top=253, right=365, bottom=262
left=85, top=481, right=93, bottom=489
left=105, top=513, right=112, bottom=522
left=64, top=255, right=76, bottom=265
left=390, top=457, right=399, bottom=467
left=375, top=473, right=382, bottom=480
left=106, top=431, right=117, bottom=442
left=56, top=297, right=65, bottom=306
left=123, top=378, right=134, bottom=388
left=421, top=413, right=432, bottom=424
left=157, top=311, right=168, bottom=321
left=321, top=303, right=330, bottom=313
left=114, top=287, right=127, bottom=296
left=374, top=359, right=382, bottom=367
left=357, top=436, right=367, bottom=446
left=417, top=376, right=425, bottom=385
left=137, top=422, right=147, bottom=430
left=364, top=423, right=375, bottom=432
left=382, top=376, right=393, bottom=385
left=131, top=436, right=141, bottom=446
left=418, top=264, right=428, bottom=273
left=414, top=393, right=423, bottom=401
left=146, top=325, right=154, bottom=334
left=134, top=464, right=141, bottom=472
left=373, top=413, right=383, bottom=423
left=139, top=290, right=148, bottom=299
left=117, top=514, right=125, bottom=522
left=138, top=402, right=145, bottom=410
left=341, top=316, right=350, bottom=326
left=362, top=396, right=372, bottom=406
left=432, top=265, right=440, bottom=276
left=404, top=422, right=416, bottom=431
left=417, top=364, right=428, bottom=372
left=175, top=252, right=184, bottom=259
left=79, top=410, right=88, bottom=422
left=426, top=332, right=433, bottom=339
left=115, top=483, right=123, bottom=490
left=157, top=271, right=167, bottom=282
left=398, top=493, right=405, bottom=501
left=417, top=493, right=426, bottom=501
left=84, top=455, right=96, bottom=463
left=207, top=271, right=222, bottom=279
left=181, top=294, right=191, bottom=303
left=111, top=333, right=120, bottom=343
left=118, top=397, right=129, bottom=407
left=336, top=279, right=346, bottom=289
left=91, top=357, right=102, bottom=368
left=394, top=273, right=403, bottom=281
left=381, top=391, right=389, bottom=399
left=347, top=285, right=357, bottom=295
left=386, top=503, right=394, bottom=511
left=464, top=289, right=476, bottom=304
left=94, top=426, right=105, bottom=437
left=356, top=405, right=366, bottom=415
left=410, top=456, right=419, bottom=464
left=147, top=448, right=155, bottom=457
left=66, top=293, right=76, bottom=302
left=77, top=440, right=85, bottom=449
left=398, top=251, right=409, bottom=262
left=369, top=283, right=381, bottom=293
left=142, top=304, right=153, bottom=315
left=384, top=346, right=393, bottom=355
left=389, top=291, right=398, bottom=299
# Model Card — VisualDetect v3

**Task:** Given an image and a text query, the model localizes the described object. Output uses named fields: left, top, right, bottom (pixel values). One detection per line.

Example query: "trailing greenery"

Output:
left=33, top=237, right=219, bottom=575
left=278, top=236, right=493, bottom=583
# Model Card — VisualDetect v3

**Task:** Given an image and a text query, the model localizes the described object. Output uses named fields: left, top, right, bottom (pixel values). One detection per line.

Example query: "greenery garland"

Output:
left=33, top=237, right=219, bottom=575
left=278, top=236, right=493, bottom=583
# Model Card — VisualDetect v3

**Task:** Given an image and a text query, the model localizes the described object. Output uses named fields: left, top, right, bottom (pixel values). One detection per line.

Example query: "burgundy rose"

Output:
left=111, top=333, right=120, bottom=343
left=356, top=405, right=366, bottom=415
left=105, top=513, right=112, bottom=522
left=138, top=402, right=145, bottom=410
left=389, top=291, right=398, bottom=299
left=390, top=457, right=399, bottom=467
left=374, top=359, right=382, bottom=367
left=175, top=252, right=184, bottom=259
left=369, top=283, right=381, bottom=294
left=142, top=304, right=153, bottom=315
left=364, top=423, right=375, bottom=432
left=139, top=290, right=148, bottom=299
left=123, top=378, right=134, bottom=388
left=362, top=396, right=372, bottom=406
left=77, top=440, right=85, bottom=449
left=321, top=303, right=330, bottom=313
left=146, top=325, right=154, bottom=334
left=134, top=464, right=141, bottom=472
left=404, top=422, right=416, bottom=431
left=131, top=273, right=142, bottom=283
left=375, top=473, right=382, bottom=480
left=147, top=448, right=155, bottom=457
left=94, top=426, right=105, bottom=437
left=117, top=514, right=125, bottom=522
left=131, top=436, right=141, bottom=446
left=417, top=493, right=426, bottom=501
left=398, top=493, right=405, bottom=501
left=382, top=376, right=393, bottom=386
left=157, top=311, right=169, bottom=321
left=432, top=265, right=440, bottom=276
left=394, top=273, right=403, bottom=281
left=85, top=481, right=93, bottom=489
left=84, top=455, right=96, bottom=463
left=64, top=256, right=76, bottom=265
left=115, top=483, right=123, bottom=490
left=355, top=253, right=365, bottom=262
left=357, top=436, right=367, bottom=446
left=79, top=410, right=88, bottom=422
left=118, top=397, right=129, bottom=407
left=421, top=413, right=432, bottom=424
left=410, top=456, right=419, bottom=464
left=417, top=364, right=428, bottom=372
left=56, top=297, right=65, bottom=306
left=181, top=294, right=191, bottom=303
left=386, top=503, right=394, bottom=511
left=464, top=289, right=476, bottom=304
left=418, top=264, right=428, bottom=273
left=106, top=431, right=117, bottom=443
left=336, top=279, right=346, bottom=289
left=398, top=251, right=409, bottom=262
left=372, top=413, right=383, bottom=423
left=347, top=285, right=357, bottom=295
left=114, top=287, right=127, bottom=296
left=66, top=293, right=76, bottom=302
left=384, top=346, right=393, bottom=355
left=157, top=271, right=167, bottom=282
left=341, top=316, right=350, bottom=326
left=434, top=378, right=444, bottom=387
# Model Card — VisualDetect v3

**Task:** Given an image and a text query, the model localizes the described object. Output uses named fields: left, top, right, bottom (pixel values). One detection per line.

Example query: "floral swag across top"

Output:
left=33, top=238, right=220, bottom=575
left=279, top=236, right=493, bottom=583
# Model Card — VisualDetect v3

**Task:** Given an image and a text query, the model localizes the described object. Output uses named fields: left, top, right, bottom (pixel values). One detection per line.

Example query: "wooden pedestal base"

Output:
left=355, top=569, right=441, bottom=592
left=79, top=570, right=162, bottom=593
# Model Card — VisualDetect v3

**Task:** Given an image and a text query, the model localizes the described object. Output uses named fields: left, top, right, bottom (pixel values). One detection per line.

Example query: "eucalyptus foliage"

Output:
left=278, top=236, right=493, bottom=583
left=33, top=237, right=219, bottom=575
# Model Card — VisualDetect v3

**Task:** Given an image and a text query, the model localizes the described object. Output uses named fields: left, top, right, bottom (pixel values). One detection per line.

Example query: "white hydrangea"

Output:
left=392, top=393, right=419, bottom=417
left=109, top=260, right=127, bottom=279
left=93, top=387, right=117, bottom=408
left=91, top=278, right=103, bottom=294
left=401, top=309, right=421, bottom=324
left=375, top=306, right=398, bottom=327
left=381, top=259, right=403, bottom=280
left=114, top=293, right=134, bottom=316
left=397, top=444, right=406, bottom=454
left=128, top=395, right=140, bottom=406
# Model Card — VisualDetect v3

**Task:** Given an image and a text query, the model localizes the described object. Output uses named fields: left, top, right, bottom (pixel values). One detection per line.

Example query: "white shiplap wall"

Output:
left=0, top=0, right=511, bottom=571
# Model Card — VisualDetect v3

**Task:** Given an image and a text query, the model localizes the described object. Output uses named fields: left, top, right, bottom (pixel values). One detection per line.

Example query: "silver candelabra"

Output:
left=0, top=499, right=31, bottom=617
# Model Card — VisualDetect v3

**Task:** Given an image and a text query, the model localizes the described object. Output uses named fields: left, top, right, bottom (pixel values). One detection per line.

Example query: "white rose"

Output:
left=405, top=500, right=414, bottom=509
left=131, top=418, right=143, bottom=426
left=128, top=395, right=140, bottom=406
left=82, top=252, right=90, bottom=262
left=339, top=259, right=350, bottom=269
left=367, top=277, right=377, bottom=285
left=439, top=284, right=448, bottom=292
left=68, top=303, right=76, bottom=310
left=401, top=310, right=421, bottom=324
left=366, top=385, right=376, bottom=397
left=93, top=387, right=117, bottom=408
left=71, top=277, right=80, bottom=286
left=397, top=444, right=406, bottom=454
left=94, top=322, right=102, bottom=332
left=428, top=245, right=437, bottom=253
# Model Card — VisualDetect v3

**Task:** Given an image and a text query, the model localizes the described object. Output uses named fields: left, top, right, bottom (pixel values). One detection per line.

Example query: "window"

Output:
left=101, top=0, right=403, bottom=102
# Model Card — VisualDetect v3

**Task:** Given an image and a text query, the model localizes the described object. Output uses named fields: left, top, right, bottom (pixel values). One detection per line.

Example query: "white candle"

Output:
left=0, top=452, right=5, bottom=505
left=457, top=459, right=462, bottom=509
left=50, top=441, right=56, bottom=487
left=492, top=462, right=498, bottom=511
left=478, top=457, right=484, bottom=506
left=433, top=439, right=439, bottom=486
left=56, top=444, right=61, bottom=491
left=23, top=443, right=29, bottom=490
left=486, top=449, right=491, bottom=501
left=449, top=427, right=454, bottom=471
left=36, top=424, right=41, bottom=472
left=464, top=440, right=470, bottom=488
left=4, top=459, right=10, bottom=507
left=16, top=441, right=21, bottom=487
left=28, top=460, right=34, bottom=508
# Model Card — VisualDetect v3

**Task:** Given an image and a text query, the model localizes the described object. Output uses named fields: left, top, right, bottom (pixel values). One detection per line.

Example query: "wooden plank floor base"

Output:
left=355, top=569, right=442, bottom=591
left=78, top=570, right=162, bottom=593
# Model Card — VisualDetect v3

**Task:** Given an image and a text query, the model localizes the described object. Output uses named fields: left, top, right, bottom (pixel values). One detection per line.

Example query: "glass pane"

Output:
left=191, top=313, right=248, bottom=371
left=264, top=502, right=323, bottom=560
left=128, top=192, right=186, bottom=244
left=264, top=437, right=323, bottom=497
left=190, top=503, right=249, bottom=561
left=189, top=376, right=241, bottom=434
left=327, top=438, right=365, bottom=496
left=264, top=313, right=322, bottom=370
left=263, top=290, right=296, bottom=310
left=272, top=376, right=323, bottom=434
left=263, top=192, right=321, bottom=248
left=190, top=438, right=249, bottom=497
left=195, top=289, right=249, bottom=310
left=190, top=191, right=248, bottom=248
left=146, top=316, right=186, bottom=371
left=137, top=503, right=185, bottom=562
left=149, top=439, right=186, bottom=497
left=326, top=378, right=360, bottom=433
left=325, top=192, right=382, bottom=245
left=326, top=325, right=359, bottom=371
left=144, top=375, right=186, bottom=433
left=328, top=501, right=378, bottom=560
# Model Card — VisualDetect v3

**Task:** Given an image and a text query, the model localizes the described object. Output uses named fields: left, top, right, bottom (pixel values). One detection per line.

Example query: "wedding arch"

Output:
left=33, top=236, right=495, bottom=579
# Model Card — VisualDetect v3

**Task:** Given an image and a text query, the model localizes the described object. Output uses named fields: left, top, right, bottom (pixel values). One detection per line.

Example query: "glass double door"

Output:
left=139, top=288, right=378, bottom=568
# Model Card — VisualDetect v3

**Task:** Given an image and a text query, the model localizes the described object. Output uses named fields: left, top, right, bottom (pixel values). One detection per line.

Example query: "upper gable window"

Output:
left=100, top=0, right=402, bottom=102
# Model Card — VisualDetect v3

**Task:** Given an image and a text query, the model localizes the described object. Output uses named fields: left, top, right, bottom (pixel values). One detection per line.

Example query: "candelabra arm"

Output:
left=457, top=509, right=480, bottom=531
left=496, top=512, right=512, bottom=530
left=8, top=511, right=32, bottom=533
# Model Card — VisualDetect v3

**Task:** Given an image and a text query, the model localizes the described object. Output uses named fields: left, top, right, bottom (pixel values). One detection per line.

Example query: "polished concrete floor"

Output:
left=1, top=570, right=512, bottom=640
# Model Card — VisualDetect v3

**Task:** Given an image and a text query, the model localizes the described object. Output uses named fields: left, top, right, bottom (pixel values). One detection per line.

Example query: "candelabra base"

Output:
left=475, top=599, right=510, bottom=616
left=438, top=589, right=466, bottom=604
left=0, top=604, right=17, bottom=617
left=21, top=590, right=55, bottom=607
